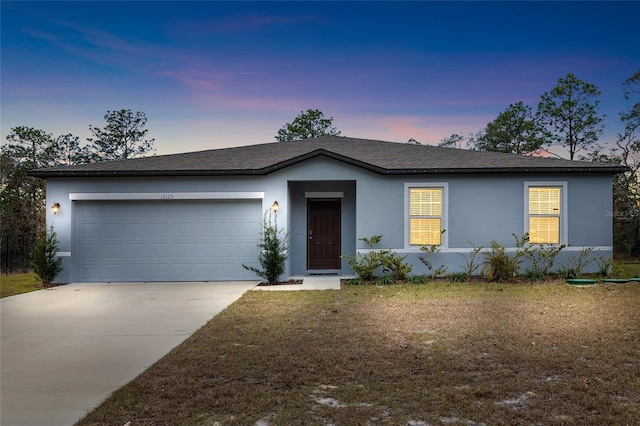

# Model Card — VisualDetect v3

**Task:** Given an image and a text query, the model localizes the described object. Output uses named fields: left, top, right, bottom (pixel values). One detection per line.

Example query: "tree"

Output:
left=537, top=73, right=604, bottom=160
left=1, top=128, right=57, bottom=230
left=275, top=109, right=341, bottom=142
left=475, top=102, right=544, bottom=155
left=613, top=69, right=640, bottom=255
left=53, top=133, right=96, bottom=166
left=31, top=226, right=63, bottom=285
left=438, top=133, right=466, bottom=149
left=88, top=109, right=155, bottom=161
left=438, top=132, right=479, bottom=150
left=242, top=209, right=289, bottom=285
left=1, top=127, right=59, bottom=271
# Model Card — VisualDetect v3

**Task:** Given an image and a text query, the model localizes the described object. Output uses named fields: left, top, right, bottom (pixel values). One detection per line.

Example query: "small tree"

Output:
left=31, top=226, right=63, bottom=285
left=242, top=209, right=289, bottom=285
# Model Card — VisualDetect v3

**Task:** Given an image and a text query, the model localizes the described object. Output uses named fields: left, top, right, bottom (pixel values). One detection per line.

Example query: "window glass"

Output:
left=528, top=187, right=561, bottom=244
left=529, top=217, right=560, bottom=244
left=409, top=188, right=442, bottom=245
left=529, top=187, right=560, bottom=215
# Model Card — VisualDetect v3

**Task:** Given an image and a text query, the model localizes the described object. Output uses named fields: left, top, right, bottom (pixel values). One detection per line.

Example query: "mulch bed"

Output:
left=257, top=279, right=303, bottom=286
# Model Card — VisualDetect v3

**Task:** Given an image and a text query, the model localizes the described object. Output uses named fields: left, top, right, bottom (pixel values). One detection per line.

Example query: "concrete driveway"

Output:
left=0, top=281, right=258, bottom=426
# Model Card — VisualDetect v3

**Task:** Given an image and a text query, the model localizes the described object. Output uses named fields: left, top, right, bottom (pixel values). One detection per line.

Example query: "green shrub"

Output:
left=457, top=239, right=484, bottom=278
left=418, top=230, right=447, bottom=278
left=242, top=210, right=289, bottom=285
left=31, top=226, right=63, bottom=285
left=407, top=274, right=428, bottom=284
left=342, top=235, right=387, bottom=281
left=595, top=256, right=613, bottom=277
left=522, top=233, right=567, bottom=279
left=448, top=272, right=469, bottom=282
left=559, top=247, right=594, bottom=279
left=481, top=241, right=520, bottom=282
left=381, top=251, right=412, bottom=281
left=377, top=275, right=394, bottom=285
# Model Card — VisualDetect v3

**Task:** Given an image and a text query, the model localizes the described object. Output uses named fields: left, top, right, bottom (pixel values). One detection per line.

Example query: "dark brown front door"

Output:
left=308, top=199, right=341, bottom=270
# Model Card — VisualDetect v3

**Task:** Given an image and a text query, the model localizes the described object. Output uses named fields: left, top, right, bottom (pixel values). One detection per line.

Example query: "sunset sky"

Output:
left=2, top=1, right=638, bottom=156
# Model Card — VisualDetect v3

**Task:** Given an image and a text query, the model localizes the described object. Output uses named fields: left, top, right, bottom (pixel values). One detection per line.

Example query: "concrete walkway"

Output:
left=252, top=275, right=343, bottom=291
left=0, top=281, right=258, bottom=426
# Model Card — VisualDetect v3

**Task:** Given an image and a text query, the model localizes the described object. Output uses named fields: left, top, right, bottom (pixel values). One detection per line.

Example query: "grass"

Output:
left=0, top=272, right=42, bottom=298
left=77, top=280, right=640, bottom=426
left=613, top=260, right=640, bottom=278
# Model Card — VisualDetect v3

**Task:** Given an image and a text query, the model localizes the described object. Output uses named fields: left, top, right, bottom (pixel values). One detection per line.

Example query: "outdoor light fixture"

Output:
left=272, top=201, right=279, bottom=213
left=51, top=202, right=61, bottom=215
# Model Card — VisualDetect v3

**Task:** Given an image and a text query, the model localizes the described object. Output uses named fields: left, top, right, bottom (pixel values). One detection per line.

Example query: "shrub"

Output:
left=377, top=275, right=394, bottom=285
left=457, top=239, right=484, bottom=277
left=381, top=251, right=412, bottom=281
left=242, top=209, right=289, bottom=285
left=559, top=247, right=594, bottom=279
left=31, top=226, right=63, bottom=285
left=481, top=241, right=520, bottom=282
left=407, top=274, right=428, bottom=284
left=595, top=256, right=613, bottom=277
left=524, top=240, right=567, bottom=280
left=342, top=235, right=387, bottom=281
left=419, top=230, right=447, bottom=278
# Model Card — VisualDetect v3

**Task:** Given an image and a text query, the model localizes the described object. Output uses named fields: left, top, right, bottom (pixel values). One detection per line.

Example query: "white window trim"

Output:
left=404, top=182, right=448, bottom=250
left=524, top=181, right=568, bottom=245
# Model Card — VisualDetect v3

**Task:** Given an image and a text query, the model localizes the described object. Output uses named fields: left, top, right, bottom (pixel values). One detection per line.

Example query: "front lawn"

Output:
left=77, top=281, right=640, bottom=425
left=0, top=272, right=41, bottom=298
left=613, top=260, right=640, bottom=278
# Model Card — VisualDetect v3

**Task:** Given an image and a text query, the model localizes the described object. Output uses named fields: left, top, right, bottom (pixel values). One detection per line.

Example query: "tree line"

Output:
left=433, top=71, right=639, bottom=257
left=1, top=109, right=154, bottom=272
left=277, top=72, right=640, bottom=257
left=2, top=70, right=638, bottom=273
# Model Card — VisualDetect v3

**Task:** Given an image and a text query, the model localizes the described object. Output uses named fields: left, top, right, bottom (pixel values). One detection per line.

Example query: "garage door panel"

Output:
left=76, top=200, right=261, bottom=282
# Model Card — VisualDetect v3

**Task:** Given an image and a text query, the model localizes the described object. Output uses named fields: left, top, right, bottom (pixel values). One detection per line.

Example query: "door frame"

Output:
left=307, top=198, right=342, bottom=270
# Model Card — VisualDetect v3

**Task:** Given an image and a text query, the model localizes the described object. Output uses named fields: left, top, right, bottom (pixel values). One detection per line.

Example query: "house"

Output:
left=29, top=136, right=628, bottom=283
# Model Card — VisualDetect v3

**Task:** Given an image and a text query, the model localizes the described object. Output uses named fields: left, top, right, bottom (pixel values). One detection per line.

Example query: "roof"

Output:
left=29, top=136, right=630, bottom=178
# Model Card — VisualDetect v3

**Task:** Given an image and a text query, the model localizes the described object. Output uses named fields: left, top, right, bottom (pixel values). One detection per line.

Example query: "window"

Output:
left=408, top=187, right=443, bottom=245
left=527, top=186, right=562, bottom=244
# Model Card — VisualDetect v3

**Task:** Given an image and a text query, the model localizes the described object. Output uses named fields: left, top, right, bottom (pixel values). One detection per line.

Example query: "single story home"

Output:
left=30, top=136, right=628, bottom=283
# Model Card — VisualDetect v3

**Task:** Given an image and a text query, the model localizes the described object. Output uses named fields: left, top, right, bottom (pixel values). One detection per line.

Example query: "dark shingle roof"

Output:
left=29, top=136, right=629, bottom=178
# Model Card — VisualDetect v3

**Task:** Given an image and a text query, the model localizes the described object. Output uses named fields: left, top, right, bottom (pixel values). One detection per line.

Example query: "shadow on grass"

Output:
left=77, top=282, right=640, bottom=426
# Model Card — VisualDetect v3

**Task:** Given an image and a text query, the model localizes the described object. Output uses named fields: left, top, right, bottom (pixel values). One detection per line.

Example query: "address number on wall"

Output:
left=160, top=193, right=174, bottom=200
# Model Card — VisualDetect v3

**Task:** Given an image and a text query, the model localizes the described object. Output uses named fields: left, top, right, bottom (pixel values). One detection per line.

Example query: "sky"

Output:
left=2, top=1, right=639, bottom=156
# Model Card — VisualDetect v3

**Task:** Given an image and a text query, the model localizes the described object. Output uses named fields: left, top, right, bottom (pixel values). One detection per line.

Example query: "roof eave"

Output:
left=28, top=164, right=630, bottom=179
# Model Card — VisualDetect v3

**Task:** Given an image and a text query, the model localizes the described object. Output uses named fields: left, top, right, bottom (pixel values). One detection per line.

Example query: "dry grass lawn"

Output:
left=0, top=272, right=42, bottom=298
left=77, top=281, right=640, bottom=426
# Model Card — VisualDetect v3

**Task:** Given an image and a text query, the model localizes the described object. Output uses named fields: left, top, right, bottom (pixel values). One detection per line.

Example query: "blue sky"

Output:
left=2, top=1, right=638, bottom=156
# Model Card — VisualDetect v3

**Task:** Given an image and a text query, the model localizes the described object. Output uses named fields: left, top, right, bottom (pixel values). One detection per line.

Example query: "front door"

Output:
left=307, top=199, right=341, bottom=270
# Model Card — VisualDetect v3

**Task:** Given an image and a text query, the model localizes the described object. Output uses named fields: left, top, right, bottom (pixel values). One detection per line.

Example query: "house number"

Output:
left=160, top=193, right=174, bottom=200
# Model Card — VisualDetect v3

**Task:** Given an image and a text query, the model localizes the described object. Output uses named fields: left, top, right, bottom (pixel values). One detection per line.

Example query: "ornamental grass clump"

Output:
left=242, top=209, right=289, bottom=285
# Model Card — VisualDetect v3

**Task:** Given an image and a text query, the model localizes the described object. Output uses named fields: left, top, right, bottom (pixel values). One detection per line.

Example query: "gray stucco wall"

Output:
left=45, top=156, right=614, bottom=282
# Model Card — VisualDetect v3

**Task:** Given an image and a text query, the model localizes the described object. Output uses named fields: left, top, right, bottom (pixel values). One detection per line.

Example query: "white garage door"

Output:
left=75, top=200, right=262, bottom=282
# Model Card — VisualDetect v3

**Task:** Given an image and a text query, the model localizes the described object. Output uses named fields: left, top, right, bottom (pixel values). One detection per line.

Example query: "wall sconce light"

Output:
left=51, top=202, right=61, bottom=215
left=272, top=201, right=279, bottom=213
